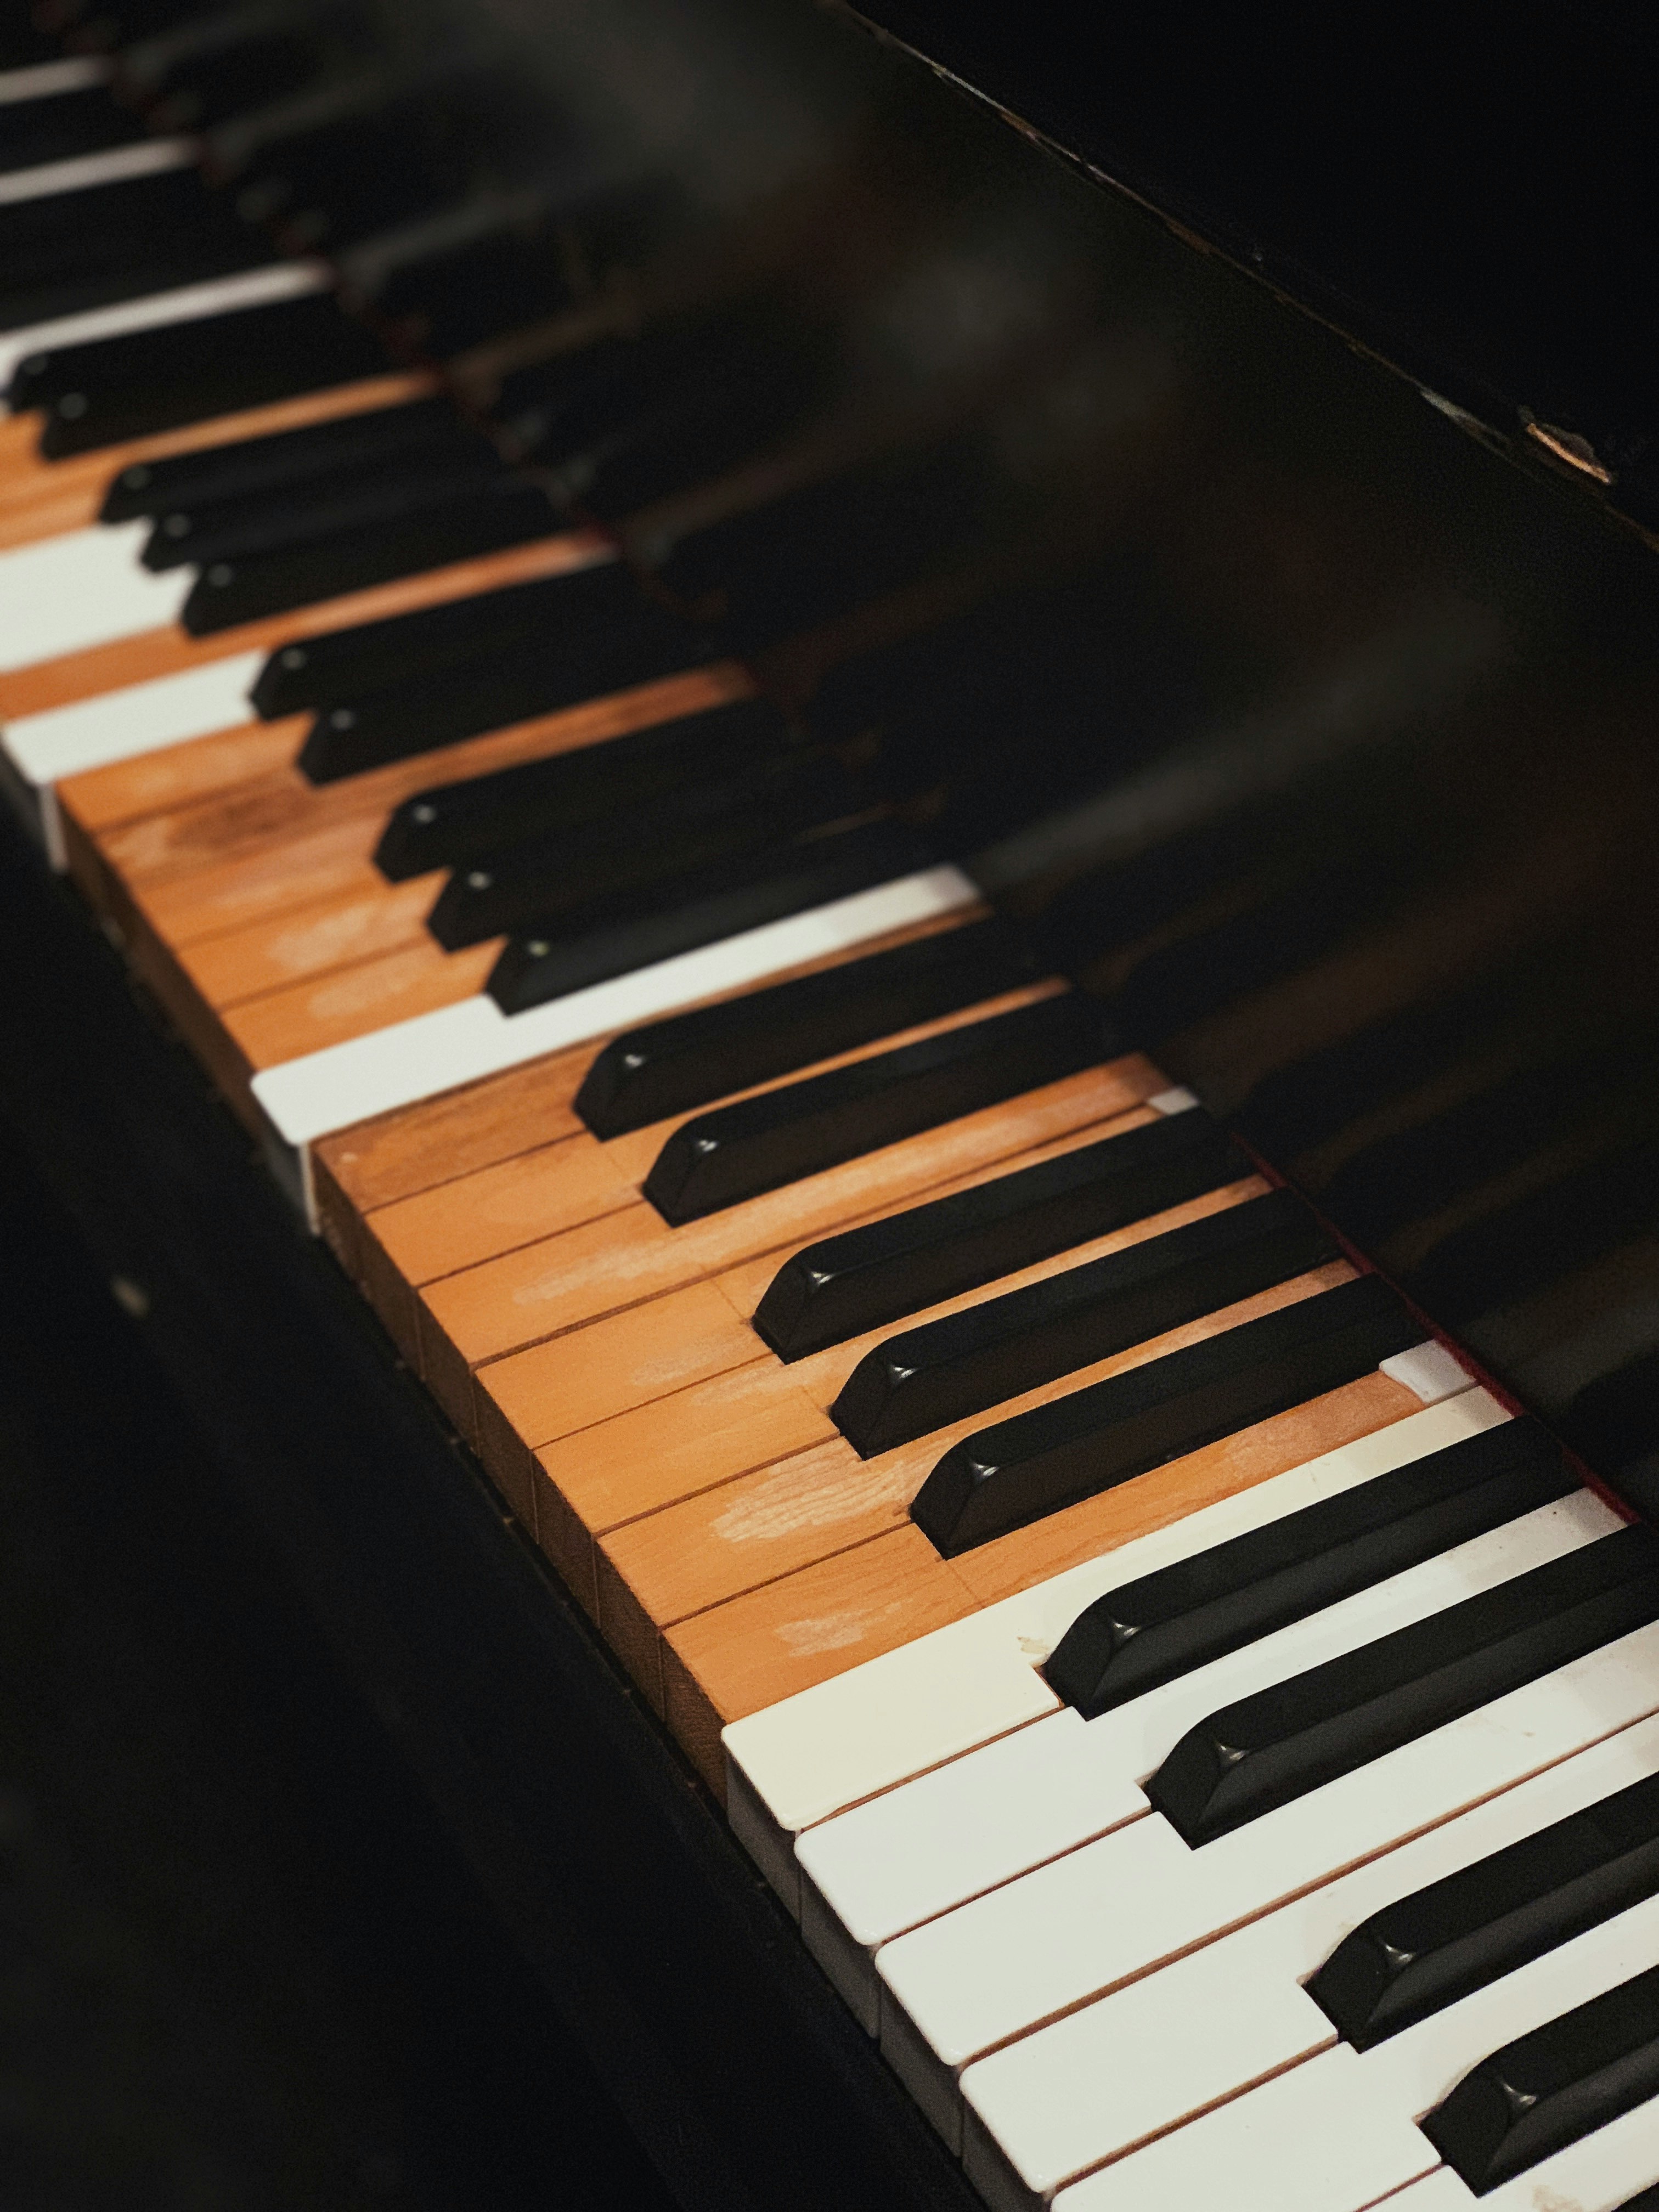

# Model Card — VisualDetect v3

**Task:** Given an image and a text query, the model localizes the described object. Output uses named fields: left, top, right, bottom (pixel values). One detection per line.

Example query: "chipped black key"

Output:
left=1147, top=1523, right=1659, bottom=1847
left=488, top=821, right=939, bottom=1016
left=249, top=563, right=635, bottom=719
left=1310, top=1763, right=1659, bottom=2051
left=577, top=916, right=1042, bottom=1139
left=376, top=697, right=785, bottom=874
left=1420, top=1959, right=1659, bottom=2192
left=911, top=1273, right=1420, bottom=1555
left=180, top=480, right=562, bottom=632
left=832, top=1188, right=1338, bottom=1457
left=1048, top=1418, right=1575, bottom=1719
left=754, top=1109, right=1248, bottom=1362
left=645, top=991, right=1118, bottom=1228
left=427, top=752, right=875, bottom=950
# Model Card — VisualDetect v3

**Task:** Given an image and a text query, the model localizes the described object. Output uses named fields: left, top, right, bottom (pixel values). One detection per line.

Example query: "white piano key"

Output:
left=0, top=259, right=328, bottom=390
left=813, top=1485, right=1606, bottom=1942
left=0, top=133, right=192, bottom=207
left=1058, top=1886, right=1659, bottom=2212
left=797, top=1489, right=1617, bottom=2008
left=960, top=1712, right=1659, bottom=2207
left=725, top=1395, right=1513, bottom=1900
left=0, top=58, right=111, bottom=106
left=875, top=1617, right=1659, bottom=2144
left=0, top=522, right=193, bottom=671
left=252, top=864, right=984, bottom=1209
left=2, top=648, right=265, bottom=862
left=1381, top=1341, right=1473, bottom=1406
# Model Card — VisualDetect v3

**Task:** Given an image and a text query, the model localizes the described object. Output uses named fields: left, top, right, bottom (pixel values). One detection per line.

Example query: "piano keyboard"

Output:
left=3, top=20, right=1657, bottom=2212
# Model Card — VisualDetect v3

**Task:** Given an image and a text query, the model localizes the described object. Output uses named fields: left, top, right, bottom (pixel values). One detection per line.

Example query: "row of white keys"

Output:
left=874, top=1608, right=1659, bottom=2148
left=960, top=1708, right=1659, bottom=2207
left=723, top=1392, right=1510, bottom=1910
left=795, top=1474, right=1615, bottom=2027
left=0, top=517, right=195, bottom=669
left=1387, top=2099, right=1659, bottom=2212
left=1047, top=1883, right=1659, bottom=2212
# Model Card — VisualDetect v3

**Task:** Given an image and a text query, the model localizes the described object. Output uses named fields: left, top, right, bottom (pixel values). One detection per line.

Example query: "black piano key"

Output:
left=1047, top=1417, right=1575, bottom=1720
left=426, top=754, right=877, bottom=952
left=179, top=481, right=563, bottom=633
left=911, top=1273, right=1421, bottom=1556
left=247, top=566, right=633, bottom=719
left=301, top=605, right=715, bottom=783
left=487, top=821, right=940, bottom=1017
left=1309, top=1765, right=1659, bottom=2052
left=1420, top=1960, right=1659, bottom=2193
left=1147, top=1523, right=1659, bottom=1847
left=16, top=295, right=388, bottom=455
left=141, top=433, right=508, bottom=570
left=576, top=916, right=1043, bottom=1141
left=100, top=397, right=464, bottom=522
left=0, top=170, right=271, bottom=329
left=644, top=992, right=1119, bottom=1229
left=832, top=1189, right=1339, bottom=1458
left=375, top=696, right=785, bottom=877
left=753, top=1109, right=1250, bottom=1363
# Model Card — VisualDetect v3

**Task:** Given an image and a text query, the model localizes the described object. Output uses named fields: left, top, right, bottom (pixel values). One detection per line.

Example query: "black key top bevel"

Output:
left=426, top=754, right=878, bottom=951
left=1310, top=1763, right=1659, bottom=2050
left=577, top=917, right=1043, bottom=1141
left=1419, top=1958, right=1659, bottom=2193
left=1047, top=1418, right=1575, bottom=1719
left=832, top=1189, right=1339, bottom=1457
left=248, top=563, right=631, bottom=719
left=179, top=481, right=561, bottom=632
left=1147, top=1522, right=1659, bottom=1847
left=305, top=607, right=715, bottom=783
left=100, top=397, right=464, bottom=522
left=645, top=992, right=1119, bottom=1228
left=375, top=696, right=782, bottom=874
left=911, top=1273, right=1421, bottom=1556
left=753, top=1110, right=1249, bottom=1362
left=487, top=822, right=940, bottom=1017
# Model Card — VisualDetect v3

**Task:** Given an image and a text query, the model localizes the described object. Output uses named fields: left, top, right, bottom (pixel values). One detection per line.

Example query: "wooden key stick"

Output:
left=659, top=1367, right=1426, bottom=1792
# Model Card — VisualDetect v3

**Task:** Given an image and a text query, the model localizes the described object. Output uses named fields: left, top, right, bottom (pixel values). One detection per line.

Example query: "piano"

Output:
left=2, top=3, right=1657, bottom=2207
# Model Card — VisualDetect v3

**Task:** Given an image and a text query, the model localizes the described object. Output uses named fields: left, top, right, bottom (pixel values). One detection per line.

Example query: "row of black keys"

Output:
left=1047, top=1413, right=1659, bottom=2196
left=0, top=8, right=635, bottom=362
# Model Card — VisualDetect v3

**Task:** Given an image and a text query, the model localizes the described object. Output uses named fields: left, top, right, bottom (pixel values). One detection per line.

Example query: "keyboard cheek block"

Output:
left=910, top=1271, right=1421, bottom=1555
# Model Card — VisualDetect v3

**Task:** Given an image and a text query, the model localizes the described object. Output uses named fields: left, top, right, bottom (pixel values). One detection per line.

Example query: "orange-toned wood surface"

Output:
left=0, top=529, right=604, bottom=720
left=0, top=373, right=437, bottom=550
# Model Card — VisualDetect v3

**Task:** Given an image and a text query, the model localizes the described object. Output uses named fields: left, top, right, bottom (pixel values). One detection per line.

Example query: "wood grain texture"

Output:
left=0, top=531, right=603, bottom=719
left=419, top=1058, right=1167, bottom=1373
left=0, top=374, right=436, bottom=550
left=659, top=1366, right=1424, bottom=1795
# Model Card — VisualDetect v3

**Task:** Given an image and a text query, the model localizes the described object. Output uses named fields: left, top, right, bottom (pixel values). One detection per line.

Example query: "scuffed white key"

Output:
left=1, top=650, right=265, bottom=862
left=725, top=1394, right=1511, bottom=1891
left=876, top=1616, right=1659, bottom=2146
left=254, top=866, right=983, bottom=1209
left=798, top=1491, right=1614, bottom=2023
left=961, top=1713, right=1659, bottom=2207
left=0, top=134, right=191, bottom=208
left=1054, top=1887, right=1659, bottom=2212
left=0, top=523, right=193, bottom=670
left=0, top=260, right=328, bottom=390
